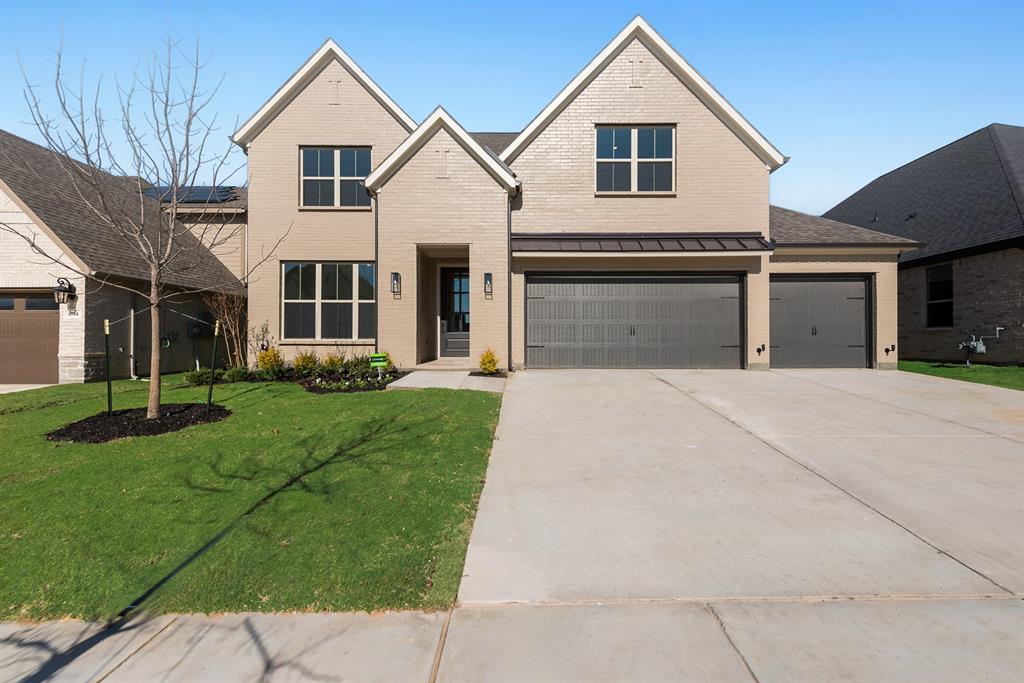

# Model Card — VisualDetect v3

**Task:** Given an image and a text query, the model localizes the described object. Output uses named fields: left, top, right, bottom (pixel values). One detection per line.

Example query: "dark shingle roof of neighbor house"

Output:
left=824, top=123, right=1024, bottom=264
left=0, top=129, right=243, bottom=294
left=470, top=132, right=518, bottom=155
left=769, top=205, right=921, bottom=247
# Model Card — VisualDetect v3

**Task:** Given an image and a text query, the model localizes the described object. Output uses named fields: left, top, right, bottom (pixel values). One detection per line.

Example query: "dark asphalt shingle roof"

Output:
left=470, top=132, right=518, bottom=155
left=769, top=205, right=920, bottom=247
left=824, top=123, right=1024, bottom=263
left=0, top=129, right=243, bottom=294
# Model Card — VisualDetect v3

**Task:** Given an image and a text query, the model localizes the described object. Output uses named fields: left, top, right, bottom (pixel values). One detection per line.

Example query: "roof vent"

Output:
left=905, top=212, right=917, bottom=221
left=870, top=213, right=878, bottom=223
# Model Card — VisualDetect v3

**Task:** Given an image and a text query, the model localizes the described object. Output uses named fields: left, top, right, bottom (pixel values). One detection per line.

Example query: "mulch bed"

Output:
left=47, top=403, right=231, bottom=444
left=469, top=370, right=507, bottom=378
left=298, top=371, right=409, bottom=394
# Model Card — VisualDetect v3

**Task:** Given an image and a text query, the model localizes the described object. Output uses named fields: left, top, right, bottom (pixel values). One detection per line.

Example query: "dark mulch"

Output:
left=469, top=370, right=508, bottom=378
left=298, top=371, right=409, bottom=394
left=47, top=403, right=231, bottom=443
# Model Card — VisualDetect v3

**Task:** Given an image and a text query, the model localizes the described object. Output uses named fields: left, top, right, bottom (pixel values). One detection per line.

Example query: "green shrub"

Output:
left=257, top=347, right=285, bottom=372
left=479, top=347, right=500, bottom=375
left=321, top=352, right=345, bottom=373
left=293, top=350, right=320, bottom=377
left=222, top=366, right=252, bottom=383
left=182, top=367, right=224, bottom=386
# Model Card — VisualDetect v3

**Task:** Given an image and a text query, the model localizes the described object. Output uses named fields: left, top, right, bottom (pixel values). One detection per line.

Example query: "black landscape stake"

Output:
left=206, top=320, right=220, bottom=414
left=104, top=319, right=112, bottom=415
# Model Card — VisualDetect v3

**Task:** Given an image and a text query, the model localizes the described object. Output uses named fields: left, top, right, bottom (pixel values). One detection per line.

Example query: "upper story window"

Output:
left=595, top=126, right=674, bottom=194
left=926, top=263, right=954, bottom=328
left=300, top=147, right=372, bottom=208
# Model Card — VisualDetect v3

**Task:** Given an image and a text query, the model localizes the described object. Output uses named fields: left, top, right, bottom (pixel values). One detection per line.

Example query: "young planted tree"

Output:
left=1, top=40, right=281, bottom=418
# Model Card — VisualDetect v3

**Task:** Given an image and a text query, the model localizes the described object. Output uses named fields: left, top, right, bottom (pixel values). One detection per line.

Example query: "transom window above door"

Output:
left=300, top=147, right=372, bottom=208
left=595, top=126, right=674, bottom=194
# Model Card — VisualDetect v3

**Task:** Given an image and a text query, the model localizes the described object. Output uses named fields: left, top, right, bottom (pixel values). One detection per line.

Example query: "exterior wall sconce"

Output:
left=52, top=277, right=77, bottom=305
left=390, top=272, right=402, bottom=297
left=483, top=272, right=493, bottom=297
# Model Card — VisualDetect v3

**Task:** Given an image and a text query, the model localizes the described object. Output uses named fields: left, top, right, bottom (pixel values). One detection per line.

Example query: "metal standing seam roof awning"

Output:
left=511, top=232, right=774, bottom=253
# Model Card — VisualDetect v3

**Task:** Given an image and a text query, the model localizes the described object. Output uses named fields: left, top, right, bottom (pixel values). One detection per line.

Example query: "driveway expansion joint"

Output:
left=706, top=603, right=760, bottom=683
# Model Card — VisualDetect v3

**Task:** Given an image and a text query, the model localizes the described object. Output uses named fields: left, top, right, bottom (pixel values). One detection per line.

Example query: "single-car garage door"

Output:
left=770, top=277, right=869, bottom=368
left=526, top=274, right=742, bottom=368
left=0, top=292, right=60, bottom=383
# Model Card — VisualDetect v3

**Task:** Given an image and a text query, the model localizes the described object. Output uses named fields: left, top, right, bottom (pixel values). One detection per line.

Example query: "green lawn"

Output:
left=899, top=360, right=1024, bottom=391
left=0, top=377, right=501, bottom=621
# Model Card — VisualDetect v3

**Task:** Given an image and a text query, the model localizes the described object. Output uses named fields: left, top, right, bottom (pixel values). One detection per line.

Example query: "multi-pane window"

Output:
left=300, top=147, right=371, bottom=207
left=596, top=126, right=674, bottom=193
left=282, top=262, right=376, bottom=340
left=926, top=263, right=953, bottom=328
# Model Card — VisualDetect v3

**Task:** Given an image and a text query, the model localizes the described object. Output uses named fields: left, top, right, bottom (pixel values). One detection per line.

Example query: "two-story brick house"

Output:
left=234, top=17, right=918, bottom=371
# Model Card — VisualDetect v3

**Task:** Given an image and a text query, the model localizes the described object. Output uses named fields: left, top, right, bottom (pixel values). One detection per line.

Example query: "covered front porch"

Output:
left=415, top=245, right=470, bottom=364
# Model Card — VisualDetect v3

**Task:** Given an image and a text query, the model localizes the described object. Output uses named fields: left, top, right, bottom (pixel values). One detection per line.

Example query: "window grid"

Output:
left=595, top=126, right=675, bottom=194
left=300, top=147, right=372, bottom=208
left=281, top=262, right=376, bottom=341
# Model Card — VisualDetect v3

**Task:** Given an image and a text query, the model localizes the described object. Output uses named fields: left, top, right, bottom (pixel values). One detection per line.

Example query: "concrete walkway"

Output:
left=0, top=384, right=53, bottom=395
left=2, top=369, right=1020, bottom=681
left=388, top=370, right=505, bottom=393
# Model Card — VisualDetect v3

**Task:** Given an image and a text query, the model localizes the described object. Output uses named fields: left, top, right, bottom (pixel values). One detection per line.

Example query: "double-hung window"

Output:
left=300, top=147, right=371, bottom=207
left=282, top=262, right=376, bottom=340
left=925, top=263, right=953, bottom=328
left=596, top=126, right=674, bottom=193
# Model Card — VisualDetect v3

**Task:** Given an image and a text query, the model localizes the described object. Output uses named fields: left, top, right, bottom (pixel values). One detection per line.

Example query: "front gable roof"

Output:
left=365, top=107, right=519, bottom=195
left=232, top=39, right=416, bottom=147
left=499, top=16, right=786, bottom=170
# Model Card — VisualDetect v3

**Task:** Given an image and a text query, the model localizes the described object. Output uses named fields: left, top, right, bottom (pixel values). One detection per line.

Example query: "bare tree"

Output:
left=1, top=38, right=283, bottom=418
left=202, top=290, right=246, bottom=368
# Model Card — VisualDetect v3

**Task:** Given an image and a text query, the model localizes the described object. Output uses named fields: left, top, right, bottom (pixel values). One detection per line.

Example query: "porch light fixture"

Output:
left=52, top=277, right=77, bottom=305
left=483, top=272, right=493, bottom=296
left=390, top=271, right=402, bottom=296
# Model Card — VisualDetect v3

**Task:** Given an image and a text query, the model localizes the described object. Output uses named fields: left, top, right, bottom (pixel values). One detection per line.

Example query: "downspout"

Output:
left=507, top=188, right=514, bottom=371
left=128, top=293, right=138, bottom=379
left=373, top=191, right=379, bottom=354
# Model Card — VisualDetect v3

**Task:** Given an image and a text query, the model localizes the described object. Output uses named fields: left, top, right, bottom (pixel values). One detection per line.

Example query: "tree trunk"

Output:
left=147, top=271, right=162, bottom=419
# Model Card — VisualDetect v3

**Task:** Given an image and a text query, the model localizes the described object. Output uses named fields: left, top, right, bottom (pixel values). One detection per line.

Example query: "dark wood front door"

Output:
left=440, top=268, right=469, bottom=357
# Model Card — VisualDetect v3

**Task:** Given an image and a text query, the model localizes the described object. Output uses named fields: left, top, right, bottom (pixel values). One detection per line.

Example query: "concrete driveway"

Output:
left=451, top=369, right=1023, bottom=682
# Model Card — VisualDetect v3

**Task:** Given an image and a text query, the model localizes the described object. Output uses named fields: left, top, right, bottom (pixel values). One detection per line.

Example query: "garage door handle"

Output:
left=811, top=325, right=817, bottom=336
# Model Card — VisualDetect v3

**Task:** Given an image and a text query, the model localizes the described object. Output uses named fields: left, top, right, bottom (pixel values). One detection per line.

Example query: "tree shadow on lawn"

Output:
left=8, top=415, right=428, bottom=683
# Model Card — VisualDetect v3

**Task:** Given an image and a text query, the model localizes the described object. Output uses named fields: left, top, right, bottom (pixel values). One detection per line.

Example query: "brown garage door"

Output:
left=0, top=292, right=60, bottom=383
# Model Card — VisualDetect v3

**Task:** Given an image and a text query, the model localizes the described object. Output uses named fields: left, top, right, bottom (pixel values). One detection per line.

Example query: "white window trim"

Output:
left=594, top=126, right=676, bottom=195
left=281, top=261, right=376, bottom=342
left=299, top=147, right=372, bottom=209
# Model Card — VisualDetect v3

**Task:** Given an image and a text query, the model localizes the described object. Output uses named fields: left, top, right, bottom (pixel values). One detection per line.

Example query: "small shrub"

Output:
left=222, top=365, right=252, bottom=383
left=479, top=347, right=500, bottom=376
left=321, top=352, right=345, bottom=373
left=182, top=367, right=224, bottom=386
left=293, top=350, right=320, bottom=377
left=257, top=347, right=285, bottom=372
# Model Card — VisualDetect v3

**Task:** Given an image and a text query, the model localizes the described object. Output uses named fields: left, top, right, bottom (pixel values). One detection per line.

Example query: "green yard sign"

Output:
left=369, top=353, right=388, bottom=368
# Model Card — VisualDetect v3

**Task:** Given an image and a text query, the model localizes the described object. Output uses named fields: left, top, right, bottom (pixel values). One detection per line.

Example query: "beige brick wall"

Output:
left=0, top=186, right=87, bottom=382
left=510, top=254, right=766, bottom=369
left=180, top=215, right=248, bottom=280
left=377, top=126, right=509, bottom=368
left=509, top=38, right=769, bottom=235
left=898, top=249, right=1023, bottom=363
left=769, top=252, right=901, bottom=369
left=244, top=58, right=412, bottom=359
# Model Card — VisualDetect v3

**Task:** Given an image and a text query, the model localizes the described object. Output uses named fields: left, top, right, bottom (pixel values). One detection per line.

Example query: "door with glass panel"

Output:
left=440, top=268, right=469, bottom=357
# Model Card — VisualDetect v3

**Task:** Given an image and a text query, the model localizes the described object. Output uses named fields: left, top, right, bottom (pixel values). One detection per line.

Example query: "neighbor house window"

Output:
left=300, top=147, right=371, bottom=207
left=282, top=262, right=375, bottom=340
left=926, top=263, right=953, bottom=328
left=596, top=126, right=674, bottom=193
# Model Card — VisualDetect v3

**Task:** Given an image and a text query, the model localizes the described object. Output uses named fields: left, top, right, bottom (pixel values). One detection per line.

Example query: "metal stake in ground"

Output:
left=104, top=319, right=113, bottom=415
left=206, top=320, right=220, bottom=414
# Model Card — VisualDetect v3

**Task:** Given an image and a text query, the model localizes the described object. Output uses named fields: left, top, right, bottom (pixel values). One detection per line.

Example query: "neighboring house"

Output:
left=233, top=16, right=917, bottom=371
left=0, top=129, right=244, bottom=384
left=826, top=124, right=1023, bottom=363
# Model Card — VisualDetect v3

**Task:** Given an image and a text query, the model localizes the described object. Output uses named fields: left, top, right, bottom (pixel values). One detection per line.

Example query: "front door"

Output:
left=441, top=268, right=469, bottom=357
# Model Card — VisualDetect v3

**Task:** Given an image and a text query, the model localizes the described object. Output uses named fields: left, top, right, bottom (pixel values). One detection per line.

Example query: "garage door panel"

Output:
left=0, top=294, right=59, bottom=383
left=526, top=275, right=741, bottom=369
left=770, top=278, right=868, bottom=369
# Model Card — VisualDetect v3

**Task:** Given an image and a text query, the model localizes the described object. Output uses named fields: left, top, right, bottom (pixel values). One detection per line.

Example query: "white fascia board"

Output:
left=499, top=16, right=786, bottom=170
left=232, top=39, right=416, bottom=147
left=365, top=107, right=518, bottom=194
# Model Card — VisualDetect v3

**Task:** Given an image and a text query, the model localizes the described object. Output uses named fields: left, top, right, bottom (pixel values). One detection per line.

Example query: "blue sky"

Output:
left=1, top=0, right=1022, bottom=214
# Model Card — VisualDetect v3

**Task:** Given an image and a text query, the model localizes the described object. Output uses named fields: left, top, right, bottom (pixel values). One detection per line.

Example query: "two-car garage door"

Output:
left=526, top=274, right=742, bottom=368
